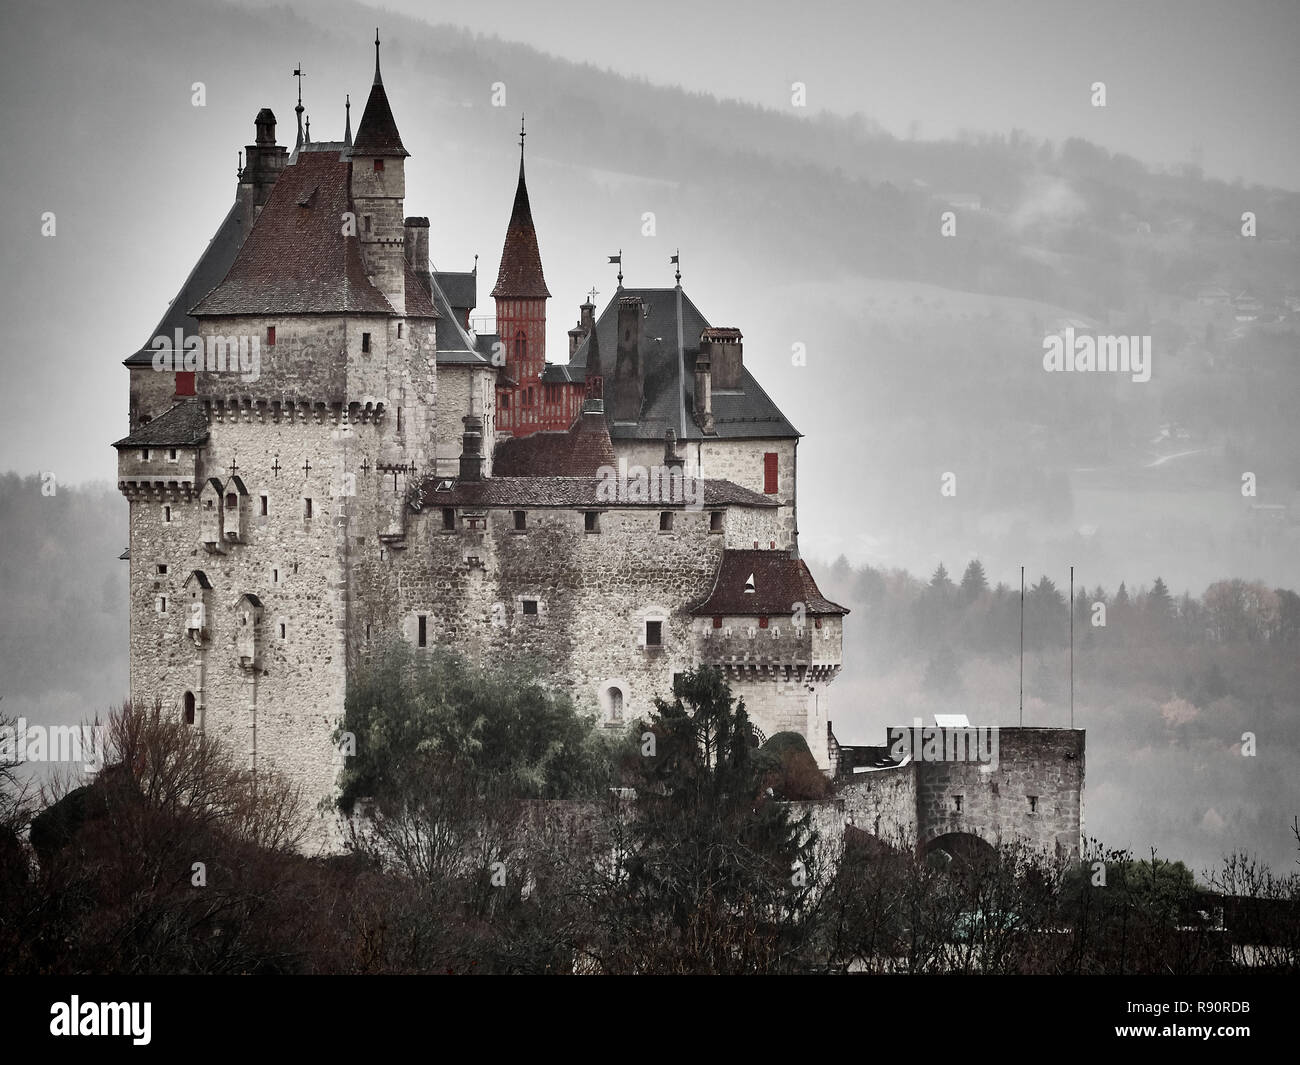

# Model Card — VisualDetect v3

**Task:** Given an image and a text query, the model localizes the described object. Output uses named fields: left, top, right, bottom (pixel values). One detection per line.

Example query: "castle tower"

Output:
left=350, top=31, right=409, bottom=315
left=491, top=119, right=550, bottom=436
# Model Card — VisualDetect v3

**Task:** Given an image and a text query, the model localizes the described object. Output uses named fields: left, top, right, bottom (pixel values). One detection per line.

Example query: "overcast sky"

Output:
left=362, top=0, right=1300, bottom=191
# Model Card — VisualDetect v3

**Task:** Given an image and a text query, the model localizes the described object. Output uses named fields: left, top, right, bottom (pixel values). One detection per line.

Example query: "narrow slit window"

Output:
left=645, top=620, right=663, bottom=647
left=417, top=615, right=427, bottom=647
left=362, top=332, right=371, bottom=354
left=304, top=498, right=313, bottom=519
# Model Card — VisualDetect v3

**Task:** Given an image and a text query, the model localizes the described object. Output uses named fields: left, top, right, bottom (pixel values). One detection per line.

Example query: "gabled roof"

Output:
left=191, top=152, right=396, bottom=316
left=350, top=50, right=409, bottom=158
left=568, top=288, right=799, bottom=442
left=490, top=158, right=550, bottom=300
left=691, top=549, right=849, bottom=617
left=124, top=200, right=248, bottom=365
left=434, top=270, right=476, bottom=315
left=112, top=402, right=209, bottom=449
left=492, top=408, right=617, bottom=476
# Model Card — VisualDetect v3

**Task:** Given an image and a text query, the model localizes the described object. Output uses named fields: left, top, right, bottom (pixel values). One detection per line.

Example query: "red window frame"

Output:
left=763, top=452, right=778, bottom=494
left=266, top=325, right=276, bottom=347
left=759, top=616, right=769, bottom=629
left=175, top=371, right=196, bottom=397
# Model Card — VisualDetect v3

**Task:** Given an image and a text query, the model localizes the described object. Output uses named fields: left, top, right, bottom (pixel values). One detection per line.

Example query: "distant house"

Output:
left=1193, top=285, right=1231, bottom=307
left=1233, top=291, right=1262, bottom=321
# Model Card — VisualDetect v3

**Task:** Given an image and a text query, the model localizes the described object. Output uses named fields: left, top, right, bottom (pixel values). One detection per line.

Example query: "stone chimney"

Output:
left=663, top=428, right=685, bottom=468
left=702, top=327, right=743, bottom=390
left=693, top=351, right=714, bottom=433
left=459, top=414, right=484, bottom=482
left=404, top=216, right=431, bottom=292
left=613, top=296, right=644, bottom=421
left=238, top=108, right=287, bottom=238
left=568, top=299, right=598, bottom=356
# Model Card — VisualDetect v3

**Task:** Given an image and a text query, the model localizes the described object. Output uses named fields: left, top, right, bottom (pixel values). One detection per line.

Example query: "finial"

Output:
left=373, top=28, right=382, bottom=84
left=519, top=113, right=526, bottom=158
left=588, top=286, right=599, bottom=304
left=237, top=149, right=243, bottom=179
left=671, top=249, right=681, bottom=285
left=344, top=93, right=352, bottom=147
left=473, top=253, right=479, bottom=276
left=305, top=114, right=311, bottom=142
left=293, top=63, right=305, bottom=151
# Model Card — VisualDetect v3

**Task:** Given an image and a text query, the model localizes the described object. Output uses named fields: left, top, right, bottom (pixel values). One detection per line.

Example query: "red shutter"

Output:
left=266, top=325, right=276, bottom=346
left=763, top=452, right=778, bottom=494
left=175, top=371, right=196, bottom=397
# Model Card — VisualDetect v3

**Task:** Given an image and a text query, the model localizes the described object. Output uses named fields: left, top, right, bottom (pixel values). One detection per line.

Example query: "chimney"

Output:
left=664, top=428, right=684, bottom=468
left=238, top=108, right=287, bottom=237
left=613, top=296, right=643, bottom=421
left=459, top=414, right=484, bottom=482
left=569, top=298, right=597, bottom=357
left=702, top=327, right=743, bottom=390
left=693, top=351, right=714, bottom=433
left=404, top=216, right=431, bottom=291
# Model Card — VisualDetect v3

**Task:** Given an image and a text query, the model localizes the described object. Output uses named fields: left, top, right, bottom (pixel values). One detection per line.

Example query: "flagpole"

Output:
left=1070, top=565, right=1075, bottom=729
left=1019, top=565, right=1024, bottom=727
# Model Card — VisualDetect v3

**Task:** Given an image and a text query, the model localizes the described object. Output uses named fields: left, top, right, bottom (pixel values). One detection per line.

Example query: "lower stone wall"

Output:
left=838, top=764, right=918, bottom=846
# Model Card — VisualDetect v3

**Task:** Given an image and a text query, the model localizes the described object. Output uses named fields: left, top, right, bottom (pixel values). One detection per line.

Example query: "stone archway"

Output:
left=922, top=831, right=996, bottom=869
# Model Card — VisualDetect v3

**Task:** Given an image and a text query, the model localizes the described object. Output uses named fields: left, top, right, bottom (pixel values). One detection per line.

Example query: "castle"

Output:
left=113, top=39, right=852, bottom=837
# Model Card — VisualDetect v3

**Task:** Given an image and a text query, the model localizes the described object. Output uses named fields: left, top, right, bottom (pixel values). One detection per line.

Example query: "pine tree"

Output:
left=929, top=562, right=955, bottom=596
left=959, top=559, right=988, bottom=602
left=1148, top=576, right=1172, bottom=620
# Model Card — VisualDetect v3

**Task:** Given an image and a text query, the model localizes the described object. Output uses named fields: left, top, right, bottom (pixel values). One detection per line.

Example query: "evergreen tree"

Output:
left=1148, top=576, right=1173, bottom=620
left=929, top=562, right=955, bottom=596
left=959, top=559, right=988, bottom=602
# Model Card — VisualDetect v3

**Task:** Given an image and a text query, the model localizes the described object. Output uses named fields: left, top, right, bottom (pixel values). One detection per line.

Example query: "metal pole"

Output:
left=1019, top=565, right=1024, bottom=726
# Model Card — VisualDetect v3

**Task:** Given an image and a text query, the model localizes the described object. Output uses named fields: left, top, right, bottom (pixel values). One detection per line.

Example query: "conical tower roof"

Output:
left=352, top=31, right=409, bottom=158
left=491, top=151, right=550, bottom=300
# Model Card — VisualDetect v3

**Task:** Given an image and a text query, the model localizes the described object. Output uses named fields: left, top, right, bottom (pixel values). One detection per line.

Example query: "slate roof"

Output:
left=569, top=288, right=799, bottom=442
left=112, top=401, right=209, bottom=448
left=434, top=270, right=476, bottom=316
left=191, top=152, right=411, bottom=317
left=413, top=476, right=776, bottom=510
left=691, top=549, right=849, bottom=617
left=124, top=200, right=247, bottom=365
left=350, top=60, right=409, bottom=157
left=491, top=409, right=617, bottom=476
left=490, top=158, right=550, bottom=300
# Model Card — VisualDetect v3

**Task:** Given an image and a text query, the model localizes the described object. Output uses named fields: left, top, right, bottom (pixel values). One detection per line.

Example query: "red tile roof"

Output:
left=491, top=409, right=617, bottom=476
left=691, top=549, right=849, bottom=617
left=490, top=159, right=550, bottom=300
left=191, top=152, right=397, bottom=316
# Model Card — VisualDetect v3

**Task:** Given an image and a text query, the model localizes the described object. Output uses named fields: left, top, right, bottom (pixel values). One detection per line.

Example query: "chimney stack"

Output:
left=664, top=428, right=684, bottom=468
left=613, top=296, right=644, bottom=421
left=702, top=327, right=743, bottom=390
left=459, top=414, right=484, bottom=482
left=693, top=351, right=714, bottom=433
left=238, top=108, right=288, bottom=237
left=403, top=216, right=431, bottom=291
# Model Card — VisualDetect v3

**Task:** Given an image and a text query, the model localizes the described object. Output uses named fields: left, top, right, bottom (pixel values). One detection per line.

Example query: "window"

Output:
left=814, top=617, right=822, bottom=630
left=659, top=511, right=673, bottom=532
left=225, top=492, right=237, bottom=510
left=609, top=687, right=624, bottom=721
left=163, top=505, right=172, bottom=523
left=140, top=449, right=151, bottom=462
left=175, top=371, right=196, bottom=396
left=272, top=568, right=279, bottom=584
left=584, top=511, right=599, bottom=533
left=397, top=323, right=403, bottom=339
left=362, top=332, right=371, bottom=353
left=373, top=158, right=384, bottom=172
left=363, top=215, right=372, bottom=234
left=166, top=448, right=177, bottom=462
left=266, top=326, right=276, bottom=347
left=763, top=452, right=778, bottom=494
left=712, top=616, right=723, bottom=628
left=954, top=795, right=963, bottom=813
left=417, top=615, right=427, bottom=647
left=525, top=387, right=534, bottom=407
left=514, top=330, right=527, bottom=364
left=304, top=498, right=313, bottom=519
left=513, top=510, right=526, bottom=530
left=759, top=616, right=769, bottom=629
left=365, top=623, right=372, bottom=643
left=279, top=622, right=286, bottom=639
left=1028, top=796, right=1038, bottom=814
left=645, top=620, right=663, bottom=647
left=158, top=595, right=168, bottom=613
left=710, top=511, right=724, bottom=533
left=501, top=392, right=510, bottom=410
left=260, top=495, right=268, bottom=516
left=157, top=564, right=168, bottom=575
left=183, top=691, right=195, bottom=726
left=522, top=599, right=538, bottom=616
left=442, top=507, right=455, bottom=530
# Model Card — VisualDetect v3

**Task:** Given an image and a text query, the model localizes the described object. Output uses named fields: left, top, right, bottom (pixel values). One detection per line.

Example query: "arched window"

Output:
left=513, top=330, right=527, bottom=364
left=225, top=492, right=237, bottom=509
left=183, top=691, right=196, bottom=725
left=609, top=687, right=624, bottom=721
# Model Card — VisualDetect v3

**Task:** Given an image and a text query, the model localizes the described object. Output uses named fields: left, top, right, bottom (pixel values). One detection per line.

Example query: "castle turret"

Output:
left=350, top=30, right=409, bottom=315
left=237, top=108, right=287, bottom=239
left=492, top=119, right=550, bottom=436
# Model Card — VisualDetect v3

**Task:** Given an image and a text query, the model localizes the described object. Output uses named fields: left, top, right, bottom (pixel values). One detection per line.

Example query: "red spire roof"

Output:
left=491, top=158, right=550, bottom=300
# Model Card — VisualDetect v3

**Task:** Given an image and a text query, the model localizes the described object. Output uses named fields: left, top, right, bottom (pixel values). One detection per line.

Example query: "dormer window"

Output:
left=743, top=572, right=756, bottom=594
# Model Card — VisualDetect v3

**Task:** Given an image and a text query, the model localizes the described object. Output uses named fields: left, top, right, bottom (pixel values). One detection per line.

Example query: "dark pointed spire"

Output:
left=293, top=63, right=305, bottom=152
left=352, top=30, right=410, bottom=157
left=491, top=126, right=550, bottom=300
left=344, top=94, right=352, bottom=147
left=586, top=315, right=602, bottom=379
